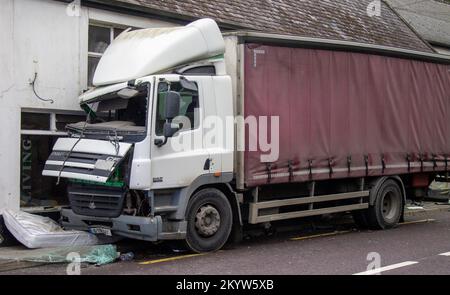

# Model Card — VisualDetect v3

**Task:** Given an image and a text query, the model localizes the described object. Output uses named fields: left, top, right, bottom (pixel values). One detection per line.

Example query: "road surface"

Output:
left=2, top=208, right=450, bottom=275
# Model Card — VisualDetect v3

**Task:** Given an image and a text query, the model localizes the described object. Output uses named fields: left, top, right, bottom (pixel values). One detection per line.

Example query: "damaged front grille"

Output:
left=43, top=151, right=123, bottom=183
left=68, top=184, right=126, bottom=218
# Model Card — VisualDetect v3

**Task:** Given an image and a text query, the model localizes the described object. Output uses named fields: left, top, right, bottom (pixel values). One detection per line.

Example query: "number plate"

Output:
left=89, top=227, right=112, bottom=236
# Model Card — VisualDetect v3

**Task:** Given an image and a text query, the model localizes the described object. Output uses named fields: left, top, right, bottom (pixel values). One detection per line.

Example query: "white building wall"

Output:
left=0, top=0, right=176, bottom=213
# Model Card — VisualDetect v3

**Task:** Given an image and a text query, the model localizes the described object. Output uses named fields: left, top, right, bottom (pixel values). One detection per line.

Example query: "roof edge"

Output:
left=382, top=0, right=436, bottom=53
left=225, top=31, right=450, bottom=64
left=78, top=0, right=250, bottom=30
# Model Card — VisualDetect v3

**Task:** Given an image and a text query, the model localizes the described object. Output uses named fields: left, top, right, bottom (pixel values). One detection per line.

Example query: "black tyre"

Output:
left=185, top=188, right=233, bottom=253
left=366, top=179, right=403, bottom=230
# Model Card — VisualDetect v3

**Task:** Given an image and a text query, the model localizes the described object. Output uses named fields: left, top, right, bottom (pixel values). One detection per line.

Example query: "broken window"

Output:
left=68, top=84, right=150, bottom=142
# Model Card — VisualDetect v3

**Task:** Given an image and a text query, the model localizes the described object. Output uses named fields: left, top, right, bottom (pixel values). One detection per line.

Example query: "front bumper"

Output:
left=61, top=209, right=186, bottom=241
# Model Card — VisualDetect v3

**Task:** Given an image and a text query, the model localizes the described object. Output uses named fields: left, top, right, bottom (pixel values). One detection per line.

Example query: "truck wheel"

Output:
left=367, top=179, right=403, bottom=230
left=185, top=188, right=233, bottom=253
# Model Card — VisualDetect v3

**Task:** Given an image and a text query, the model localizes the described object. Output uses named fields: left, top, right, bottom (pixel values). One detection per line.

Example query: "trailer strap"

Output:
left=406, top=154, right=411, bottom=172
left=347, top=156, right=352, bottom=174
left=328, top=158, right=334, bottom=177
left=419, top=154, right=424, bottom=172
left=266, top=163, right=273, bottom=184
left=364, top=155, right=369, bottom=176
left=288, top=160, right=294, bottom=182
left=308, top=160, right=313, bottom=180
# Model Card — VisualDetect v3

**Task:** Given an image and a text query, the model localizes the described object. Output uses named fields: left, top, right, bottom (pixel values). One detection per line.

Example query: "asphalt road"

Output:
left=2, top=209, right=450, bottom=275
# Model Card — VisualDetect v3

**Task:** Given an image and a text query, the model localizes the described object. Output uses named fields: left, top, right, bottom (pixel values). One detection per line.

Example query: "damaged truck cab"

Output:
left=43, top=19, right=235, bottom=252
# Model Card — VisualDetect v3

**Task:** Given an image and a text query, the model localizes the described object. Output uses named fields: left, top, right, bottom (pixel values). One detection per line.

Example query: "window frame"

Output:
left=87, top=22, right=129, bottom=87
left=154, top=81, right=201, bottom=137
left=21, top=109, right=86, bottom=136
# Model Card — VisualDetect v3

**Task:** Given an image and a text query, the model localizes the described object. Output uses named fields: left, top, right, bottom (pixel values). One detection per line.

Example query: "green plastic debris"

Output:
left=82, top=245, right=119, bottom=265
left=0, top=245, right=119, bottom=266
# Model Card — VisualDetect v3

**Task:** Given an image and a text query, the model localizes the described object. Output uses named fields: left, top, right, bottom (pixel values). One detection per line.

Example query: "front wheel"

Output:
left=185, top=188, right=233, bottom=253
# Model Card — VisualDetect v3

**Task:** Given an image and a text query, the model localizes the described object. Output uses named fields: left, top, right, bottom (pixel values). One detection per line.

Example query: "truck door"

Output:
left=150, top=76, right=209, bottom=189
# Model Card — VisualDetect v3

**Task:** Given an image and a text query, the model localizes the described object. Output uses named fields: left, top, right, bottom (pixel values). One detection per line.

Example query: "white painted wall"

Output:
left=0, top=0, right=176, bottom=214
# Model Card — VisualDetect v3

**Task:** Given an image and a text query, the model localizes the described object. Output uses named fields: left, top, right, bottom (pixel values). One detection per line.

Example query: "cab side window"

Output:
left=155, top=81, right=199, bottom=136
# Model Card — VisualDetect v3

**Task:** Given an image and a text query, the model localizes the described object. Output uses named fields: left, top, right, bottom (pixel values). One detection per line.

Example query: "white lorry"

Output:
left=42, top=19, right=450, bottom=252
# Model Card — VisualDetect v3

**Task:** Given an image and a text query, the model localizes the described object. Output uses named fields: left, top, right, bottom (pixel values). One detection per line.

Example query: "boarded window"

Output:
left=20, top=135, right=67, bottom=208
left=20, top=111, right=84, bottom=208
left=21, top=113, right=50, bottom=130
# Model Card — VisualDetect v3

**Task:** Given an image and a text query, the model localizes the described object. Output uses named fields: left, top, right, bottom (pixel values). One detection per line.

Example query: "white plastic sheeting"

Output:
left=3, top=209, right=109, bottom=249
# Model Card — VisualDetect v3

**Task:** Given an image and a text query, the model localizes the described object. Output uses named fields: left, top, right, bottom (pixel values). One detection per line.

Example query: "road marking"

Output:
left=139, top=253, right=205, bottom=265
left=399, top=219, right=435, bottom=226
left=290, top=230, right=352, bottom=241
left=439, top=252, right=450, bottom=256
left=353, top=261, right=418, bottom=275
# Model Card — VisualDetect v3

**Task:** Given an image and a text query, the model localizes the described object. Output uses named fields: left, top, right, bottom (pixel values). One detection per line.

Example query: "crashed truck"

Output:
left=42, top=19, right=450, bottom=252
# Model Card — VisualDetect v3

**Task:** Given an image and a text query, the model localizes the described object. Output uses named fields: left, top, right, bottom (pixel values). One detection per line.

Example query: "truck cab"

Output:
left=43, top=19, right=237, bottom=252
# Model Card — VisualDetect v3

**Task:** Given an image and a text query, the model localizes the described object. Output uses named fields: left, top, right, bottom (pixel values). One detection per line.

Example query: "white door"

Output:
left=149, top=76, right=210, bottom=189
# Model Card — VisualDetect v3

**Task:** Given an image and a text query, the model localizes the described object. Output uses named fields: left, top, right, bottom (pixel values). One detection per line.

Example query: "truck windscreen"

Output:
left=67, top=83, right=150, bottom=142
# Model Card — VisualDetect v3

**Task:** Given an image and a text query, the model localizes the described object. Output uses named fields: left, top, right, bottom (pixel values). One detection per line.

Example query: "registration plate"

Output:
left=89, top=227, right=112, bottom=236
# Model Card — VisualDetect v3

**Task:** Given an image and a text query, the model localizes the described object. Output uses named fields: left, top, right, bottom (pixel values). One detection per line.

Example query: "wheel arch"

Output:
left=172, top=173, right=242, bottom=225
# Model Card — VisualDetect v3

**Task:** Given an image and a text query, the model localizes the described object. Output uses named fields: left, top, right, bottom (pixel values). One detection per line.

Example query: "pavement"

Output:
left=1, top=201, right=449, bottom=275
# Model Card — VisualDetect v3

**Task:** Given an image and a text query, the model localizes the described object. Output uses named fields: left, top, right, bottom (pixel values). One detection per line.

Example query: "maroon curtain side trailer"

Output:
left=224, top=32, right=450, bottom=229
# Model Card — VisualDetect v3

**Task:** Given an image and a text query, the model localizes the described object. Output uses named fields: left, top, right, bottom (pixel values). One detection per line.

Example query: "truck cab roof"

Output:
left=92, top=18, right=225, bottom=87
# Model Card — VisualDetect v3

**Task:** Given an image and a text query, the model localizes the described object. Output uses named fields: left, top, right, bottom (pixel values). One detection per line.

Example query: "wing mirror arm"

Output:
left=154, top=136, right=167, bottom=147
left=154, top=122, right=182, bottom=147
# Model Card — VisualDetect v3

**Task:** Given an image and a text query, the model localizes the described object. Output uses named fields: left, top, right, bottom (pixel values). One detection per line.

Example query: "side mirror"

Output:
left=164, top=122, right=181, bottom=138
left=155, top=122, right=182, bottom=147
left=164, top=91, right=181, bottom=120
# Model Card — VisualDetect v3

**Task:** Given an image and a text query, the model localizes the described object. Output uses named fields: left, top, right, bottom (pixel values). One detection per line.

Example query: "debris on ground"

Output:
left=0, top=244, right=119, bottom=266
left=2, top=209, right=117, bottom=248
left=406, top=206, right=424, bottom=210
left=119, top=252, right=134, bottom=261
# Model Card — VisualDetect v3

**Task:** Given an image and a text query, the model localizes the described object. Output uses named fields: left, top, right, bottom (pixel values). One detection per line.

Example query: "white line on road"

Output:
left=439, top=252, right=450, bottom=256
left=353, top=261, right=419, bottom=275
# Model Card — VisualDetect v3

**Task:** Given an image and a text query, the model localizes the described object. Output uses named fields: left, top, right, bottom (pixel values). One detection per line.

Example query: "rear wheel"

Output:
left=366, top=179, right=403, bottom=229
left=185, top=188, right=233, bottom=253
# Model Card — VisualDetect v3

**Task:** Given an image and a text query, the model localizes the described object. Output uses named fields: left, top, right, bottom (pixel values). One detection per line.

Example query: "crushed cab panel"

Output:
left=42, top=138, right=132, bottom=183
